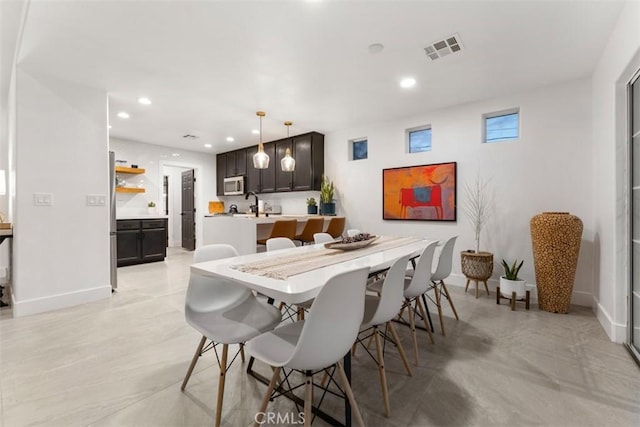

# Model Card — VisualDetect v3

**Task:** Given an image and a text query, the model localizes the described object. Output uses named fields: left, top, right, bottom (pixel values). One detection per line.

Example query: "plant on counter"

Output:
left=148, top=201, right=156, bottom=207
left=320, top=175, right=335, bottom=204
left=306, top=197, right=318, bottom=215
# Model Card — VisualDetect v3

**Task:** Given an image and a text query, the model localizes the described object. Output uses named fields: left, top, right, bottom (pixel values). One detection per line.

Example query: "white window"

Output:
left=406, top=126, right=432, bottom=153
left=483, top=108, right=519, bottom=143
left=350, top=138, right=368, bottom=161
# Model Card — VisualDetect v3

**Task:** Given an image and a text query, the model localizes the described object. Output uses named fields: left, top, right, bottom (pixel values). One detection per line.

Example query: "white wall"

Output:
left=109, top=137, right=217, bottom=249
left=591, top=0, right=640, bottom=342
left=325, top=79, right=594, bottom=305
left=12, top=67, right=111, bottom=316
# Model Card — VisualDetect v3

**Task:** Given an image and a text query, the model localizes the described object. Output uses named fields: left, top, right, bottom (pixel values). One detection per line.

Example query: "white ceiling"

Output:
left=13, top=0, right=624, bottom=153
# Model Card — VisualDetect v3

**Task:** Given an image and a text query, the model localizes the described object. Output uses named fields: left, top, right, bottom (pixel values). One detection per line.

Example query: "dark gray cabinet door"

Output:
left=275, top=139, right=293, bottom=192
left=141, top=227, right=167, bottom=261
left=117, top=229, right=141, bottom=266
left=216, top=154, right=225, bottom=196
left=292, top=134, right=313, bottom=191
left=245, top=146, right=261, bottom=193
left=260, top=143, right=276, bottom=193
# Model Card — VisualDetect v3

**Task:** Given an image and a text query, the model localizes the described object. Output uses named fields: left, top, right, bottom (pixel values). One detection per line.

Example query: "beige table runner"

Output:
left=231, top=236, right=422, bottom=280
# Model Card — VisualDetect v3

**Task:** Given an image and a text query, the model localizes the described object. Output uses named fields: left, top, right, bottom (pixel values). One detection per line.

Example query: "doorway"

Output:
left=628, top=68, right=640, bottom=363
left=162, top=165, right=194, bottom=250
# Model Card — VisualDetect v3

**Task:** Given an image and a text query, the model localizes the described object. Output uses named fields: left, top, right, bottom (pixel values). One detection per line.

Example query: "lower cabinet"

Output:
left=117, top=219, right=167, bottom=266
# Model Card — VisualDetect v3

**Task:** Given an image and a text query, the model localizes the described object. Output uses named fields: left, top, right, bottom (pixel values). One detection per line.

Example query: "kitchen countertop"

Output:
left=116, top=214, right=169, bottom=220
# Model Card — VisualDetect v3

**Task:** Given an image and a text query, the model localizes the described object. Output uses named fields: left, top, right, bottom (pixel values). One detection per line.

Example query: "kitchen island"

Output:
left=203, top=215, right=337, bottom=254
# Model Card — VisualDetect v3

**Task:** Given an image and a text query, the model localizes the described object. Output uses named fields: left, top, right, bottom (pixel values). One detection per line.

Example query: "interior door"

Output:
left=181, top=170, right=196, bottom=251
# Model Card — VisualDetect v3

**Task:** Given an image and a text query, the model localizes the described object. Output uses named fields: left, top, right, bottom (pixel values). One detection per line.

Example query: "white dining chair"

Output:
left=313, top=232, right=334, bottom=244
left=181, top=244, right=282, bottom=427
left=247, top=267, right=370, bottom=427
left=428, top=235, right=459, bottom=336
left=266, top=237, right=296, bottom=251
left=370, top=241, right=438, bottom=364
left=355, top=254, right=412, bottom=417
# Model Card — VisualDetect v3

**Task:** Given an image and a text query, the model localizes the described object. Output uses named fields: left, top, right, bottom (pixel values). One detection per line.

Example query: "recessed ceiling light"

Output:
left=137, top=97, right=152, bottom=105
left=400, top=78, right=416, bottom=88
left=117, top=112, right=130, bottom=119
left=368, top=43, right=384, bottom=54
left=204, top=143, right=212, bottom=148
left=171, top=153, right=180, bottom=157
left=226, top=137, right=234, bottom=142
left=251, top=129, right=260, bottom=135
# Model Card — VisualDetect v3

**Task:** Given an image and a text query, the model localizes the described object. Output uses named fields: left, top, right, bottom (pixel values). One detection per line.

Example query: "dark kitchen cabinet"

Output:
left=216, top=149, right=248, bottom=196
left=117, top=219, right=167, bottom=266
left=225, top=132, right=324, bottom=195
left=274, top=132, right=324, bottom=192
left=220, top=131, right=324, bottom=195
left=260, top=143, right=276, bottom=193
left=216, top=154, right=225, bottom=196
left=225, top=149, right=247, bottom=177
left=245, top=143, right=276, bottom=194
left=293, top=132, right=323, bottom=191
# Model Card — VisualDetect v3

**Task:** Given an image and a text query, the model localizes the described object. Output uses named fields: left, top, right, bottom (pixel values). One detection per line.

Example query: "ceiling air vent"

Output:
left=424, top=34, right=463, bottom=61
left=182, top=134, right=200, bottom=140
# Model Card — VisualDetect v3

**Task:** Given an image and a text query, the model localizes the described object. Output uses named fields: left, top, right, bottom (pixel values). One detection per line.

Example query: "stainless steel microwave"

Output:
left=223, top=176, right=245, bottom=195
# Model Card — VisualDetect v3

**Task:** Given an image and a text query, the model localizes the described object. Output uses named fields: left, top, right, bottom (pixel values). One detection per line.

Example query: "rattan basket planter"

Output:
left=530, top=212, right=583, bottom=314
left=461, top=251, right=494, bottom=280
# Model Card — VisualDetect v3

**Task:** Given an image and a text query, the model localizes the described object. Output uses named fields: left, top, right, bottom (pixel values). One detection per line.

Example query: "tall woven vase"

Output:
left=530, top=212, right=583, bottom=313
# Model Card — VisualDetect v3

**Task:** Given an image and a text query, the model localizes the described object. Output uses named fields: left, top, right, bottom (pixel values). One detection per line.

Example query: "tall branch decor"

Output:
left=460, top=171, right=494, bottom=298
left=463, top=171, right=491, bottom=253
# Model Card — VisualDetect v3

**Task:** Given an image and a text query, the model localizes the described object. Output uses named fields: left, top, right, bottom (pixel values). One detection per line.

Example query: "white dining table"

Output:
left=190, top=237, right=431, bottom=304
left=190, top=236, right=431, bottom=427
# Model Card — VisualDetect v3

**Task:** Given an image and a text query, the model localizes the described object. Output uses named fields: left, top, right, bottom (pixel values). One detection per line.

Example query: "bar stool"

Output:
left=324, top=217, right=346, bottom=238
left=294, top=217, right=325, bottom=245
left=256, top=219, right=297, bottom=245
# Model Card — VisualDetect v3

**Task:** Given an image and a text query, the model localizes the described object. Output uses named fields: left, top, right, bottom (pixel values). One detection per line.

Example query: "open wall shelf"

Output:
left=115, top=166, right=145, bottom=174
left=116, top=187, right=145, bottom=193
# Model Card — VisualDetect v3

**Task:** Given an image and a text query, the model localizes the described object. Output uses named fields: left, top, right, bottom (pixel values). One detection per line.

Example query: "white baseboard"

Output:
left=11, top=285, right=112, bottom=317
left=595, top=300, right=627, bottom=343
left=449, top=273, right=591, bottom=307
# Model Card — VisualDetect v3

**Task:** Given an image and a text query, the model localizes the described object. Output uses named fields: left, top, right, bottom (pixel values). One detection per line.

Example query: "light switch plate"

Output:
left=34, top=193, right=53, bottom=206
left=86, top=194, right=107, bottom=206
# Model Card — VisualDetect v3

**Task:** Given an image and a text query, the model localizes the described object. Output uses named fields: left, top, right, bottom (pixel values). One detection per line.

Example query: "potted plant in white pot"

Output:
left=460, top=171, right=494, bottom=297
left=147, top=201, right=156, bottom=214
left=499, top=259, right=526, bottom=299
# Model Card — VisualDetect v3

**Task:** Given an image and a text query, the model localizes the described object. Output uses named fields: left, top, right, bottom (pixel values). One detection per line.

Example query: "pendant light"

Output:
left=281, top=121, right=295, bottom=172
left=252, top=111, right=269, bottom=169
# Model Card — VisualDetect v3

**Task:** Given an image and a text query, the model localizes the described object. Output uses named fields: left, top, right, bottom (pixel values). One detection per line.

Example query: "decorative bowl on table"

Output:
left=324, top=233, right=379, bottom=250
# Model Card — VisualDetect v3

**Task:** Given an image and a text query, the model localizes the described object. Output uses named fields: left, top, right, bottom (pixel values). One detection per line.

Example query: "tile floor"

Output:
left=1, top=248, right=639, bottom=427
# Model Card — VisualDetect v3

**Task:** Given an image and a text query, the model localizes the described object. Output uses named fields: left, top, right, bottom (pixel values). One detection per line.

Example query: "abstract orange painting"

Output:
left=383, top=162, right=457, bottom=221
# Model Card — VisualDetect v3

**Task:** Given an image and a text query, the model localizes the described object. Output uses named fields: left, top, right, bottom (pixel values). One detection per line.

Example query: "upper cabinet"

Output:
left=216, top=148, right=248, bottom=195
left=218, top=131, right=324, bottom=195
left=275, top=132, right=324, bottom=192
